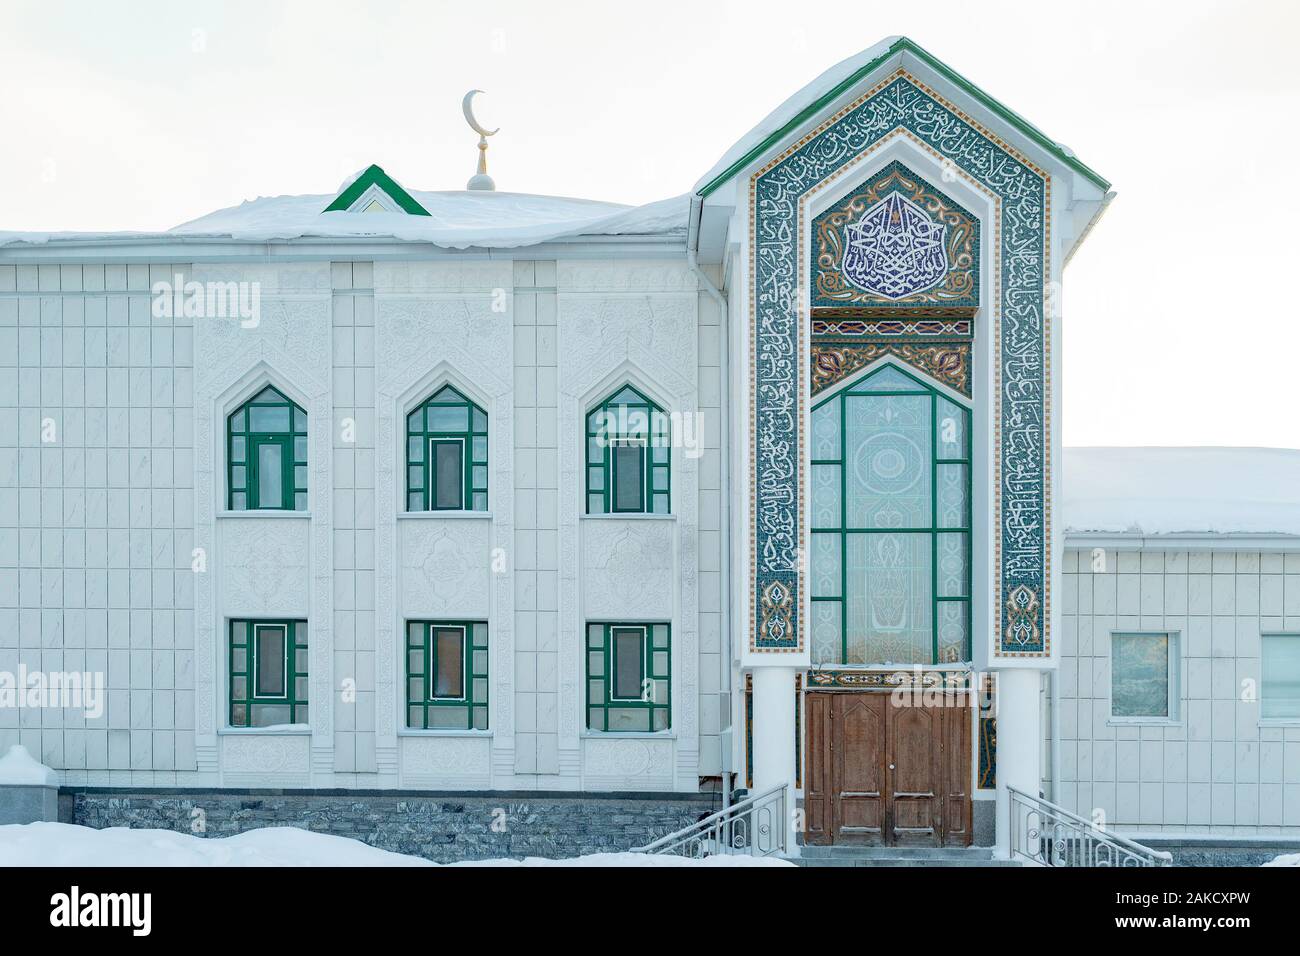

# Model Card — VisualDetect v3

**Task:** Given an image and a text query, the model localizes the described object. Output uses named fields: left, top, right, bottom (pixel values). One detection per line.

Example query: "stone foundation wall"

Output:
left=64, top=789, right=717, bottom=863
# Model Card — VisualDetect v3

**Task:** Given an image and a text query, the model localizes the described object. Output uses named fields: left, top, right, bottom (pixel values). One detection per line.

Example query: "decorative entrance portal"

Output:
left=804, top=690, right=971, bottom=846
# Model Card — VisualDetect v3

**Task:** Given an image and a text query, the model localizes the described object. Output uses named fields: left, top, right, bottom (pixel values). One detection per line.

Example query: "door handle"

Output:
left=889, top=764, right=895, bottom=770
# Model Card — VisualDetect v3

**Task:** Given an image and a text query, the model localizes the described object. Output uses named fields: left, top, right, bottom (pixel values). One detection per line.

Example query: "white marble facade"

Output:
left=0, top=256, right=725, bottom=793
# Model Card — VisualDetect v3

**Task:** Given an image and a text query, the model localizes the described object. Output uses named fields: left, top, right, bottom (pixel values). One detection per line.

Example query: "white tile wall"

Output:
left=0, top=263, right=196, bottom=785
left=0, top=255, right=722, bottom=792
left=1058, top=546, right=1300, bottom=835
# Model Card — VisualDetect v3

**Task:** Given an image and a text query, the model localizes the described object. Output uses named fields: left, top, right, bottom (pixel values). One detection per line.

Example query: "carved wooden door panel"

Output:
left=805, top=690, right=973, bottom=848
left=887, top=700, right=943, bottom=845
left=830, top=693, right=887, bottom=845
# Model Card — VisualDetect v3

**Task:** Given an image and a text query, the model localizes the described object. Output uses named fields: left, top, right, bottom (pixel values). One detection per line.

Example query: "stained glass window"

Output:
left=1111, top=633, right=1173, bottom=719
left=586, top=385, right=670, bottom=515
left=406, top=385, right=488, bottom=511
left=227, top=385, right=307, bottom=511
left=809, top=362, right=971, bottom=665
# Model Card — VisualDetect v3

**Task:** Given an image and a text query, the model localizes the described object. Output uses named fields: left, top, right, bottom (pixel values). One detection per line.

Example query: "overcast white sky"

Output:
left=2, top=0, right=1297, bottom=448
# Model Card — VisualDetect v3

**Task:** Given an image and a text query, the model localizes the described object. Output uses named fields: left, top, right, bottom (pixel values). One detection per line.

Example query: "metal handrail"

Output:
left=1008, top=785, right=1173, bottom=867
left=631, top=783, right=788, bottom=858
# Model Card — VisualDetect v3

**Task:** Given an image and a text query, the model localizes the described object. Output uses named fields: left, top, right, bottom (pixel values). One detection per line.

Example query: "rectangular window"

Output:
left=611, top=442, right=645, bottom=513
left=406, top=621, right=488, bottom=730
left=1111, top=632, right=1175, bottom=720
left=229, top=619, right=308, bottom=727
left=586, top=622, right=670, bottom=732
left=1262, top=634, right=1300, bottom=719
left=433, top=626, right=466, bottom=699
left=431, top=439, right=465, bottom=510
left=254, top=624, right=287, bottom=697
left=611, top=627, right=646, bottom=700
left=254, top=438, right=286, bottom=510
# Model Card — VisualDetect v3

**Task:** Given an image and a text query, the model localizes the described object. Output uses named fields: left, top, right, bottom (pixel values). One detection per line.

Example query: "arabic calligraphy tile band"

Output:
left=748, top=70, right=1051, bottom=657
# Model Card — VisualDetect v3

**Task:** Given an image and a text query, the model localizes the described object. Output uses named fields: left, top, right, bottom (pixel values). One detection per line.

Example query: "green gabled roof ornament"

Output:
left=324, top=164, right=431, bottom=215
left=696, top=37, right=1110, bottom=199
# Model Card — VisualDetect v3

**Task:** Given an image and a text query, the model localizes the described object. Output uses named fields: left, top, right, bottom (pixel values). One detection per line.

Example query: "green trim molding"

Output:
left=324, top=164, right=432, bottom=215
left=696, top=37, right=1109, bottom=199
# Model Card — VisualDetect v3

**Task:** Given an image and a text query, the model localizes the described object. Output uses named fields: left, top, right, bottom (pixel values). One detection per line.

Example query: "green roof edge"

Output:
left=696, top=37, right=1110, bottom=199
left=324, top=164, right=432, bottom=215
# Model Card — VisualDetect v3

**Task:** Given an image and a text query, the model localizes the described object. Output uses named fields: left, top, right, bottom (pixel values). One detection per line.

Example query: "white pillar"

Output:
left=994, top=668, right=1042, bottom=859
left=750, top=666, right=798, bottom=852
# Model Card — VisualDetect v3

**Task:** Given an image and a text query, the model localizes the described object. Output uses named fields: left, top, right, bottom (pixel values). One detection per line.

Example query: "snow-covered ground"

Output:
left=0, top=822, right=792, bottom=867
left=1262, top=853, right=1300, bottom=867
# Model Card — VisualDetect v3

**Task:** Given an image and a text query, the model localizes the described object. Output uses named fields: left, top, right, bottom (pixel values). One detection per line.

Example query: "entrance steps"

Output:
left=792, top=845, right=1022, bottom=867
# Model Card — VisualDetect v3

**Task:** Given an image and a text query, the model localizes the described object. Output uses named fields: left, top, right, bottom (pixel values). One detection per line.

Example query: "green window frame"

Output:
left=406, top=621, right=489, bottom=730
left=585, top=622, right=671, bottom=732
left=229, top=619, right=308, bottom=727
left=406, top=385, right=488, bottom=511
left=809, top=363, right=972, bottom=666
left=585, top=385, right=670, bottom=515
left=227, top=385, right=308, bottom=511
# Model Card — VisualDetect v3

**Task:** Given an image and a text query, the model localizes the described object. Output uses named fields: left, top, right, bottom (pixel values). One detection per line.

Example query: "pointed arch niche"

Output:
left=374, top=297, right=514, bottom=788
left=190, top=267, right=335, bottom=784
left=559, top=337, right=701, bottom=791
left=746, top=74, right=1053, bottom=666
left=808, top=355, right=974, bottom=668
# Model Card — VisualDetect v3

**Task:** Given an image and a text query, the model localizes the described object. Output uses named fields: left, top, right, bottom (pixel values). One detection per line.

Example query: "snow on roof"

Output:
left=693, top=36, right=1104, bottom=196
left=694, top=36, right=902, bottom=194
left=0, top=745, right=58, bottom=787
left=0, top=191, right=689, bottom=251
left=1063, top=447, right=1300, bottom=538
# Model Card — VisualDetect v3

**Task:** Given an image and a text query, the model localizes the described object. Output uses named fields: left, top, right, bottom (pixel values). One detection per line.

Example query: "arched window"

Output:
left=406, top=384, right=488, bottom=511
left=227, top=385, right=307, bottom=511
left=585, top=385, right=670, bottom=515
left=809, top=363, right=971, bottom=666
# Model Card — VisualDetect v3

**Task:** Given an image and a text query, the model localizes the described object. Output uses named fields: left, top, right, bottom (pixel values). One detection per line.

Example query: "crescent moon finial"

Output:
left=462, top=90, right=499, bottom=138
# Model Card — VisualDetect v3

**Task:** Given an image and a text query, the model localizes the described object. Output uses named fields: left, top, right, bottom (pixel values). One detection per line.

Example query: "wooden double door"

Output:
left=805, top=691, right=972, bottom=847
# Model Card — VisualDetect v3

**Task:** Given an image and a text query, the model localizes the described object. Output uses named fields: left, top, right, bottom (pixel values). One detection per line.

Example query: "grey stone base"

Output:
left=972, top=799, right=995, bottom=847
left=1139, top=838, right=1300, bottom=867
left=0, top=784, right=60, bottom=824
left=65, top=788, right=719, bottom=863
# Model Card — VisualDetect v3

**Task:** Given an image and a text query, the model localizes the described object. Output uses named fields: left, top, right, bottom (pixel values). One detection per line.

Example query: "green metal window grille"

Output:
left=809, top=363, right=972, bottom=666
left=406, top=385, right=488, bottom=511
left=585, top=385, right=670, bottom=515
left=585, top=622, right=671, bottom=732
left=227, top=385, right=308, bottom=511
left=229, top=619, right=309, bottom=727
left=406, top=621, right=489, bottom=730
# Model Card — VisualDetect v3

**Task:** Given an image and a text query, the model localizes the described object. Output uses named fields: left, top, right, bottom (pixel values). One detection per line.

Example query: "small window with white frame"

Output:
left=1261, top=633, right=1300, bottom=720
left=1110, top=631, right=1177, bottom=721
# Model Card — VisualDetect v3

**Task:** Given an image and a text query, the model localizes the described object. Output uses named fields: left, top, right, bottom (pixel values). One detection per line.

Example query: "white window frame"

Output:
left=252, top=623, right=290, bottom=701
left=428, top=623, right=469, bottom=703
